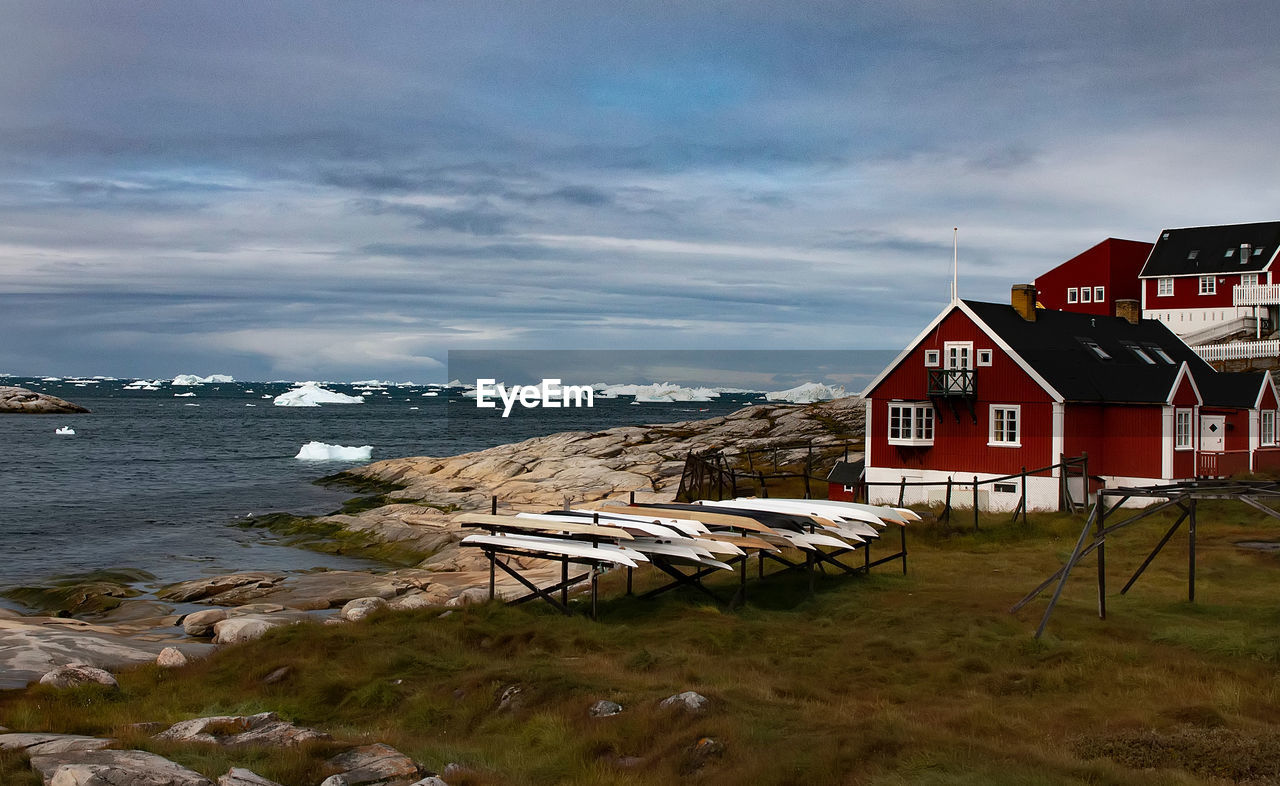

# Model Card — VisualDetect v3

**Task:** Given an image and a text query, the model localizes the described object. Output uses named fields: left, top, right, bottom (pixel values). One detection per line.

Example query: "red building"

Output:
left=1034, top=238, right=1153, bottom=315
left=861, top=286, right=1280, bottom=511
left=1140, top=221, right=1280, bottom=336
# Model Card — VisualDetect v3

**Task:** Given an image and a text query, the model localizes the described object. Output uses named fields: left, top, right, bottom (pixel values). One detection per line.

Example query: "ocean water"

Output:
left=0, top=378, right=759, bottom=597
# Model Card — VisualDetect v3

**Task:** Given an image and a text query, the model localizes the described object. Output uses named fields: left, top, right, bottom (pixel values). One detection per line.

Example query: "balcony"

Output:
left=928, top=368, right=976, bottom=397
left=1233, top=283, right=1280, bottom=307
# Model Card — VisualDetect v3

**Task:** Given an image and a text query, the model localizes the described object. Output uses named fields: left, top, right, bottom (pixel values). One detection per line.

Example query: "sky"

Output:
left=2, top=1, right=1278, bottom=382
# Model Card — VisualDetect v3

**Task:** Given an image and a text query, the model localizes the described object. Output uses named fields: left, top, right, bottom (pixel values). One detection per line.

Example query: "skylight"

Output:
left=1188, top=250, right=1200, bottom=260
left=1079, top=338, right=1112, bottom=361
left=1144, top=343, right=1175, bottom=364
left=1225, top=248, right=1235, bottom=257
left=1123, top=342, right=1155, bottom=364
left=1255, top=247, right=1265, bottom=256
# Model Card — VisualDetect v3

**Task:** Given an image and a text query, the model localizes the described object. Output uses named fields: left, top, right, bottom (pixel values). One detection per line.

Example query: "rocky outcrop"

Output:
left=0, top=385, right=90, bottom=414
left=219, top=769, right=283, bottom=786
left=159, top=572, right=285, bottom=603
left=321, top=743, right=421, bottom=785
left=39, top=663, right=119, bottom=690
left=0, top=733, right=112, bottom=755
left=29, top=748, right=213, bottom=785
left=155, top=712, right=329, bottom=747
left=212, top=615, right=292, bottom=645
left=339, top=597, right=387, bottom=622
left=660, top=691, right=710, bottom=713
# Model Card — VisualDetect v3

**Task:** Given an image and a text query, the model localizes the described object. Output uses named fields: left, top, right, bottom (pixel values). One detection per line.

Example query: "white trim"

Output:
left=1174, top=408, right=1194, bottom=450
left=861, top=300, right=1067, bottom=403
left=1156, top=277, right=1174, bottom=297
left=944, top=341, right=974, bottom=369
left=923, top=349, right=940, bottom=367
left=1094, top=285, right=1105, bottom=302
left=864, top=398, right=872, bottom=468
left=1051, top=402, right=1064, bottom=475
left=1263, top=410, right=1277, bottom=447
left=1080, top=286, right=1092, bottom=303
left=1165, top=362, right=1203, bottom=406
left=988, top=404, right=1021, bottom=447
left=1254, top=373, right=1279, bottom=410
left=1161, top=406, right=1174, bottom=478
left=887, top=402, right=935, bottom=446
left=1199, top=275, right=1217, bottom=295
left=1067, top=287, right=1079, bottom=303
left=976, top=348, right=993, bottom=367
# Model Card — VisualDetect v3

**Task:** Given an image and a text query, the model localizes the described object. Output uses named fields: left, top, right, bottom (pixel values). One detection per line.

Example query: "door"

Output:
left=1200, top=414, right=1225, bottom=452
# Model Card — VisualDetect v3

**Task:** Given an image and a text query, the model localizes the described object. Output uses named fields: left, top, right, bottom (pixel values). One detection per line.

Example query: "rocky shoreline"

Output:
left=1, top=397, right=865, bottom=684
left=0, top=385, right=89, bottom=414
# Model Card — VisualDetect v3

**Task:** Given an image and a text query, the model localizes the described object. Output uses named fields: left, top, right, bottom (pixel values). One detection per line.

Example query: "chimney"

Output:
left=1116, top=298, right=1140, bottom=324
left=1011, top=284, right=1037, bottom=321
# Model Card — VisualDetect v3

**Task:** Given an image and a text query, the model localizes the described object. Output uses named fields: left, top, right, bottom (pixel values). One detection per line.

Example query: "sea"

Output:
left=0, top=377, right=762, bottom=602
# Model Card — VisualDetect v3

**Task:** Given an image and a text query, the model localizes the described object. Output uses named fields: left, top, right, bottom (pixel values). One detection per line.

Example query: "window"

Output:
left=1175, top=409, right=1193, bottom=450
left=1123, top=342, right=1155, bottom=364
left=1067, top=287, right=1078, bottom=303
left=989, top=405, right=1020, bottom=447
left=1080, top=287, right=1092, bottom=303
left=977, top=349, right=993, bottom=367
left=1157, top=277, right=1174, bottom=296
left=1254, top=246, right=1264, bottom=257
left=1242, top=273, right=1259, bottom=288
left=1199, top=275, right=1216, bottom=295
left=944, top=342, right=973, bottom=370
left=843, top=484, right=855, bottom=493
left=993, top=482, right=1017, bottom=494
left=1263, top=411, right=1276, bottom=447
left=923, top=350, right=940, bottom=367
left=888, top=403, right=934, bottom=446
left=1094, top=286, right=1105, bottom=302
left=1225, top=248, right=1235, bottom=258
left=1188, top=250, right=1199, bottom=260
left=1144, top=343, right=1175, bottom=364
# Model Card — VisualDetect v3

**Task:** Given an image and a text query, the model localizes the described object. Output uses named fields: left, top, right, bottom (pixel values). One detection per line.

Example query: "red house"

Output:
left=1140, top=221, right=1280, bottom=338
left=1035, top=238, right=1153, bottom=315
left=861, top=286, right=1280, bottom=511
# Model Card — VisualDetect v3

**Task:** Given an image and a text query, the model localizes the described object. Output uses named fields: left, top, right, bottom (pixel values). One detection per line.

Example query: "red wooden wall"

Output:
left=1035, top=238, right=1152, bottom=315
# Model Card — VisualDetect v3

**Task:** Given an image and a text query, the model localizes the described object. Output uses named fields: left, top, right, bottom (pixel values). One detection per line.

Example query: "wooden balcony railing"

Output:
left=1233, top=283, right=1280, bottom=307
left=927, top=368, right=976, bottom=397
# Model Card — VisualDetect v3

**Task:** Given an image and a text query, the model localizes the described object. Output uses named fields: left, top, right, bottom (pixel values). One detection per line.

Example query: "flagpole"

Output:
left=951, top=227, right=958, bottom=302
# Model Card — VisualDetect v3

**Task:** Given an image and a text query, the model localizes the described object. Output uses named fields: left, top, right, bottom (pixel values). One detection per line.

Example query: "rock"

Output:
left=261, top=665, right=293, bottom=685
left=181, top=609, right=228, bottom=637
left=39, top=663, right=119, bottom=690
left=212, top=615, right=286, bottom=645
left=386, top=590, right=436, bottom=611
left=681, top=736, right=725, bottom=774
left=446, top=587, right=490, bottom=607
left=321, top=743, right=420, bottom=785
left=0, top=385, right=90, bottom=414
left=496, top=685, right=523, bottom=712
left=409, top=777, right=449, bottom=786
left=158, top=572, right=285, bottom=603
left=156, top=647, right=188, bottom=668
left=659, top=691, right=709, bottom=713
left=339, top=596, right=387, bottom=622
left=0, top=733, right=112, bottom=755
left=204, top=571, right=411, bottom=610
left=219, top=768, right=283, bottom=786
left=30, top=749, right=213, bottom=785
left=155, top=712, right=329, bottom=747
left=589, top=700, right=622, bottom=718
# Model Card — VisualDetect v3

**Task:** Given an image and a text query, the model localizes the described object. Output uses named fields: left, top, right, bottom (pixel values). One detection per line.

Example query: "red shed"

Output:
left=861, top=285, right=1280, bottom=511
left=1035, top=238, right=1153, bottom=315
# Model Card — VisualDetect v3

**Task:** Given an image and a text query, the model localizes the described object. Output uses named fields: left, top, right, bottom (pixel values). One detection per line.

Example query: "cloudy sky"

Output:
left=2, top=1, right=1277, bottom=381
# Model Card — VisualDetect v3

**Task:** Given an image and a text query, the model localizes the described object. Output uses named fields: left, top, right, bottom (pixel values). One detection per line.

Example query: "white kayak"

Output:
left=571, top=506, right=710, bottom=536
left=461, top=533, right=647, bottom=567
left=518, top=512, right=684, bottom=541
left=723, top=498, right=887, bottom=530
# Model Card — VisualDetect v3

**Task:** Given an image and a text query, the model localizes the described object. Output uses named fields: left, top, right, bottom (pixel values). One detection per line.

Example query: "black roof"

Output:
left=964, top=300, right=1213, bottom=403
left=826, top=459, right=865, bottom=484
left=1138, top=221, right=1280, bottom=278
left=1197, top=371, right=1267, bottom=409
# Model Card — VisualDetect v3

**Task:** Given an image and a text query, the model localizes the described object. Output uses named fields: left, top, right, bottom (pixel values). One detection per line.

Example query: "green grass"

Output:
left=6, top=504, right=1280, bottom=784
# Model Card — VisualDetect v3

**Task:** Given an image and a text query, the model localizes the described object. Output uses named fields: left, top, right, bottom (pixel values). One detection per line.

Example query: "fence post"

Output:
left=1020, top=467, right=1028, bottom=524
left=1058, top=452, right=1068, bottom=511
left=943, top=477, right=953, bottom=523
left=1081, top=451, right=1089, bottom=508
left=759, top=470, right=768, bottom=498
left=804, top=444, right=813, bottom=499
left=972, top=475, right=980, bottom=531
left=898, top=476, right=906, bottom=507
left=730, top=467, right=738, bottom=499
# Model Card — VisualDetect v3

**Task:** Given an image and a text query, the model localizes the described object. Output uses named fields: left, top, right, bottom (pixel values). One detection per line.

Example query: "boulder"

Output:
left=0, top=385, right=89, bottom=414
left=156, top=647, right=188, bottom=668
left=30, top=749, right=213, bottom=786
left=155, top=712, right=329, bottom=747
left=219, top=768, right=283, bottom=786
left=181, top=609, right=228, bottom=637
left=659, top=691, right=709, bottom=713
left=446, top=587, right=490, bottom=607
left=159, top=572, right=285, bottom=603
left=387, top=591, right=436, bottom=611
left=38, top=663, right=118, bottom=690
left=339, top=597, right=387, bottom=622
left=321, top=743, right=420, bottom=785
left=589, top=700, right=622, bottom=718
left=410, top=778, right=449, bottom=786
left=0, top=733, right=112, bottom=755
left=212, top=616, right=286, bottom=645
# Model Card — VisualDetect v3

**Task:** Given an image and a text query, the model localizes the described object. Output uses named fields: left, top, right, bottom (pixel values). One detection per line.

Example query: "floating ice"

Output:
left=172, top=374, right=234, bottom=385
left=597, top=382, right=719, bottom=402
left=295, top=441, right=373, bottom=461
left=422, top=392, right=439, bottom=397
left=174, top=392, right=197, bottom=397
left=124, top=379, right=163, bottom=390
left=273, top=382, right=365, bottom=407
left=764, top=382, right=848, bottom=404
left=54, top=426, right=75, bottom=435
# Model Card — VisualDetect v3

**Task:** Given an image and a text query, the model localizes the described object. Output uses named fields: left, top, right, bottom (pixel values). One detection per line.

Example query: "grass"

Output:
left=6, top=502, right=1280, bottom=784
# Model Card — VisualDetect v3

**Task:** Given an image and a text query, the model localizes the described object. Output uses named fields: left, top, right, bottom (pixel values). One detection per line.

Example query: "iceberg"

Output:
left=597, top=382, right=719, bottom=402
left=295, top=441, right=373, bottom=461
left=764, top=382, right=848, bottom=404
left=172, top=374, right=234, bottom=385
left=273, top=382, right=365, bottom=407
left=55, top=426, right=75, bottom=435
left=174, top=392, right=197, bottom=397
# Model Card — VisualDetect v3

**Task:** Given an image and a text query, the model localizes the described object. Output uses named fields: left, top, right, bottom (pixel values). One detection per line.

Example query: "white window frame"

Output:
left=1080, top=287, right=1092, bottom=303
left=1175, top=408, right=1193, bottom=450
left=1199, top=275, right=1216, bottom=295
left=1157, top=277, right=1174, bottom=297
left=887, top=402, right=935, bottom=447
left=923, top=349, right=940, bottom=367
left=1242, top=273, right=1259, bottom=288
left=976, top=349, right=993, bottom=367
left=1066, top=287, right=1078, bottom=304
left=843, top=484, right=855, bottom=493
left=1263, top=410, right=1276, bottom=447
left=988, top=405, right=1021, bottom=447
left=1093, top=286, right=1104, bottom=302
left=944, top=341, right=973, bottom=370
